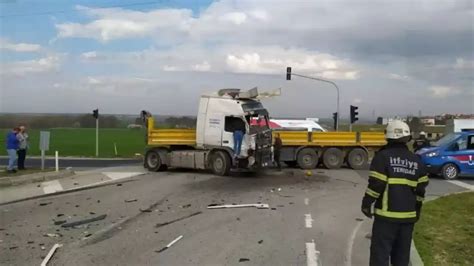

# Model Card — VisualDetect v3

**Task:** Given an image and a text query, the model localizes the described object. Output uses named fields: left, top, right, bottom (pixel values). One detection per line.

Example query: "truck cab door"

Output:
left=204, top=113, right=223, bottom=147
left=223, top=116, right=249, bottom=156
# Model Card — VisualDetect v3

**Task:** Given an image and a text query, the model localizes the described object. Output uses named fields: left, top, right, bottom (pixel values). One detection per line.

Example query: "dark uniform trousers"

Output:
left=370, top=218, right=414, bottom=266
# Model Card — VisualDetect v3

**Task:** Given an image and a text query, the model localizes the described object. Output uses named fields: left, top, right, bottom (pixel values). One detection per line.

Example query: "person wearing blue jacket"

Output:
left=5, top=127, right=20, bottom=173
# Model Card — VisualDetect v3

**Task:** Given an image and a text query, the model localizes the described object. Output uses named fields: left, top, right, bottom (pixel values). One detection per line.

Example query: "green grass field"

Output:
left=1, top=124, right=385, bottom=158
left=1, top=128, right=147, bottom=158
left=414, top=192, right=474, bottom=266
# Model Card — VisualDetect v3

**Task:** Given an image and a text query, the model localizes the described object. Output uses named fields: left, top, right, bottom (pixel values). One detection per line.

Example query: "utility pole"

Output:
left=93, top=109, right=99, bottom=157
left=286, top=67, right=340, bottom=131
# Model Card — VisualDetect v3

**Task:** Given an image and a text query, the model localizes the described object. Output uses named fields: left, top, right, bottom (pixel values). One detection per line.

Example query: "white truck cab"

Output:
left=144, top=88, right=274, bottom=176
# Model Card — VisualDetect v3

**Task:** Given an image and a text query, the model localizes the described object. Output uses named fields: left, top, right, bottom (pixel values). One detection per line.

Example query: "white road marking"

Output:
left=345, top=220, right=365, bottom=266
left=305, top=214, right=313, bottom=228
left=306, top=240, right=320, bottom=266
left=42, top=180, right=64, bottom=194
left=447, top=180, right=474, bottom=190
left=304, top=198, right=309, bottom=205
left=102, top=172, right=143, bottom=180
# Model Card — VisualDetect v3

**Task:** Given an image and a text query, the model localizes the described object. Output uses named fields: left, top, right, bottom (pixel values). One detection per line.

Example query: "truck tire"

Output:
left=297, top=148, right=319, bottom=169
left=211, top=151, right=231, bottom=176
left=323, top=148, right=343, bottom=169
left=347, top=148, right=368, bottom=170
left=441, top=163, right=459, bottom=180
left=145, top=150, right=164, bottom=172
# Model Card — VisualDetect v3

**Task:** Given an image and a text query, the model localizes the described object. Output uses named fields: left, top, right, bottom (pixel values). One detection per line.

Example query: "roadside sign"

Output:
left=39, top=131, right=50, bottom=151
left=39, top=131, right=50, bottom=170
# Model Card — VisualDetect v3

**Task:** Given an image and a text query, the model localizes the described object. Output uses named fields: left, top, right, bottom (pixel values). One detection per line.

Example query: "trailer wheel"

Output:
left=145, top=150, right=164, bottom=172
left=297, top=148, right=319, bottom=169
left=211, top=151, right=231, bottom=176
left=347, top=148, right=368, bottom=170
left=323, top=148, right=343, bottom=169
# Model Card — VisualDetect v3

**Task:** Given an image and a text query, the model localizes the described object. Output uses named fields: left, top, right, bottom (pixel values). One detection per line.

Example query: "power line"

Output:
left=0, top=1, right=164, bottom=19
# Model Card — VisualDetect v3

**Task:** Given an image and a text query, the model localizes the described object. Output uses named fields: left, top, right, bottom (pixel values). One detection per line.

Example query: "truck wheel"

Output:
left=323, top=148, right=343, bottom=169
left=145, top=150, right=162, bottom=172
left=442, top=163, right=459, bottom=180
left=297, top=148, right=319, bottom=169
left=211, top=151, right=231, bottom=176
left=347, top=148, right=368, bottom=170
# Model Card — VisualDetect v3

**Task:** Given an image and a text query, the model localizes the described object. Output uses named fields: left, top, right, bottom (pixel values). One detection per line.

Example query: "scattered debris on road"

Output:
left=61, top=214, right=107, bottom=228
left=116, top=183, right=122, bottom=186
left=56, top=214, right=64, bottom=217
left=181, top=204, right=191, bottom=208
left=258, top=240, right=263, bottom=244
left=139, top=208, right=152, bottom=213
left=40, top=243, right=62, bottom=266
left=9, top=246, right=18, bottom=250
left=355, top=218, right=364, bottom=222
left=207, top=204, right=269, bottom=209
left=239, top=258, right=250, bottom=262
left=44, top=233, right=61, bottom=238
left=124, top=199, right=138, bottom=203
left=39, top=202, right=52, bottom=206
left=155, top=212, right=202, bottom=228
left=27, top=241, right=35, bottom=244
left=156, top=235, right=183, bottom=253
left=54, top=220, right=67, bottom=226
left=365, top=233, right=372, bottom=239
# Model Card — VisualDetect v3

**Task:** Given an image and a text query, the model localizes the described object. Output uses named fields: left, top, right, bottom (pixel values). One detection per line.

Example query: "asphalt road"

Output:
left=0, top=168, right=472, bottom=266
left=0, top=157, right=141, bottom=169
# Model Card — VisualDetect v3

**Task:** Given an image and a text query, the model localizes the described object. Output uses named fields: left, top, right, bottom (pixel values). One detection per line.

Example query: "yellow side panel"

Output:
left=148, top=129, right=197, bottom=146
left=274, top=131, right=386, bottom=147
left=360, top=132, right=387, bottom=146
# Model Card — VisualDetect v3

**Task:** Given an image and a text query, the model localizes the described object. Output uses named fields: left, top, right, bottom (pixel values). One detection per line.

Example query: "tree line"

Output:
left=0, top=114, right=197, bottom=129
left=0, top=114, right=123, bottom=129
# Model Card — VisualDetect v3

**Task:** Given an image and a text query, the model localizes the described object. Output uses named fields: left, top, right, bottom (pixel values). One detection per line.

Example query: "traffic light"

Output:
left=333, top=112, right=338, bottom=130
left=286, top=67, right=292, bottom=80
left=350, top=105, right=359, bottom=124
left=92, top=109, right=99, bottom=119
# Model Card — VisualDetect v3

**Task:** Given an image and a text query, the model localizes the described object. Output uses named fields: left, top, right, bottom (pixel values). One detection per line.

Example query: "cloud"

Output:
left=389, top=73, right=410, bottom=81
left=56, top=6, right=193, bottom=42
left=0, top=56, right=61, bottom=76
left=353, top=98, right=363, bottom=104
left=223, top=47, right=359, bottom=79
left=428, top=86, right=461, bottom=98
left=0, top=39, right=41, bottom=52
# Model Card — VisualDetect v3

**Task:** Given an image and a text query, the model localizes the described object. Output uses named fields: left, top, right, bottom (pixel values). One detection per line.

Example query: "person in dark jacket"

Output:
left=273, top=133, right=282, bottom=171
left=5, top=127, right=20, bottom=173
left=413, top=131, right=430, bottom=152
left=362, top=121, right=429, bottom=266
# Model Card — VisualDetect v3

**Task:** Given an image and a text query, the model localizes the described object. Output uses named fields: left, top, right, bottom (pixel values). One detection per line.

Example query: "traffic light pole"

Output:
left=96, top=118, right=99, bottom=157
left=288, top=72, right=340, bottom=131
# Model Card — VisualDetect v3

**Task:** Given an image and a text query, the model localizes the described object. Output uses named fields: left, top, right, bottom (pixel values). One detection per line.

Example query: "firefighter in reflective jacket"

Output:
left=362, top=120, right=429, bottom=266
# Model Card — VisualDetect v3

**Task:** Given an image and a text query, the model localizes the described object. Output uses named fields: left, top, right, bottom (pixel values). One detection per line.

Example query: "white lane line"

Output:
left=306, top=240, right=320, bottom=266
left=304, top=198, right=309, bottom=205
left=345, top=220, right=365, bottom=266
left=42, top=180, right=64, bottom=194
left=447, top=180, right=474, bottom=190
left=305, top=214, right=313, bottom=228
left=102, top=172, right=144, bottom=180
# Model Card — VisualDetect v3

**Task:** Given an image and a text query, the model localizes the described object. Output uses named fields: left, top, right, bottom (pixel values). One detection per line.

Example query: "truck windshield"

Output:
left=433, top=133, right=461, bottom=147
left=248, top=115, right=270, bottom=134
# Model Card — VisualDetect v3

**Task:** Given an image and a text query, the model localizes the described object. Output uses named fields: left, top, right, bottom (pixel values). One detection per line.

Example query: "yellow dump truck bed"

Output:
left=274, top=131, right=386, bottom=147
left=147, top=118, right=197, bottom=146
left=146, top=118, right=386, bottom=148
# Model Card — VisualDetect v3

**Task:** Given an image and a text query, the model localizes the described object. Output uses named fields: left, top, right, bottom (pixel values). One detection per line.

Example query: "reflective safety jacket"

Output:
left=362, top=142, right=429, bottom=223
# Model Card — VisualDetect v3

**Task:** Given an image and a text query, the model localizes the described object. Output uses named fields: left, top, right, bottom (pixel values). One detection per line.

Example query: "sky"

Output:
left=0, top=0, right=473, bottom=119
